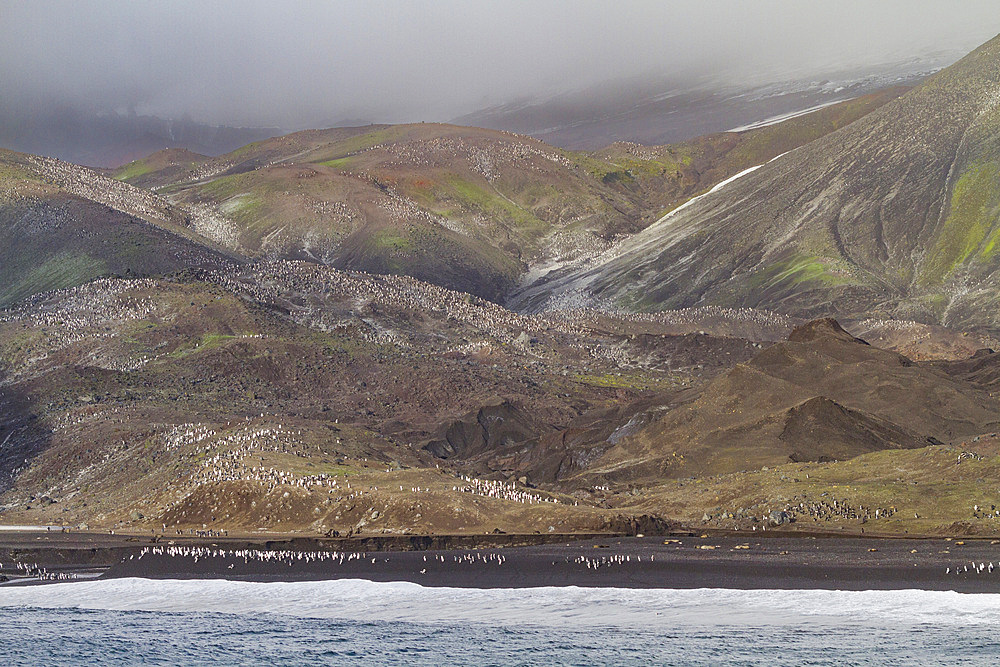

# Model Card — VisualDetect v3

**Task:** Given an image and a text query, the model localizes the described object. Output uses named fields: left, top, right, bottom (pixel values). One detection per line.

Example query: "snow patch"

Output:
left=728, top=98, right=853, bottom=133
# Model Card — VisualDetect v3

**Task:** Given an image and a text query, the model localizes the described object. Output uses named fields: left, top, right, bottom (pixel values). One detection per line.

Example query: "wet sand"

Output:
left=105, top=534, right=1000, bottom=592
left=0, top=530, right=612, bottom=584
left=5, top=531, right=1000, bottom=591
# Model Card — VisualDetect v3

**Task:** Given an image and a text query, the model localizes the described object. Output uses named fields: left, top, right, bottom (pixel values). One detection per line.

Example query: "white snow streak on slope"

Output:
left=728, top=98, right=853, bottom=133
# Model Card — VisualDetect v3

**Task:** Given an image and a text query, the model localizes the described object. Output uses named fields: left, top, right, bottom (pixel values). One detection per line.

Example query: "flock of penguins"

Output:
left=131, top=545, right=514, bottom=573
left=0, top=562, right=79, bottom=582
left=126, top=545, right=648, bottom=572
left=947, top=561, right=1000, bottom=577
left=7, top=540, right=1000, bottom=583
left=124, top=544, right=1000, bottom=579
left=0, top=545, right=653, bottom=584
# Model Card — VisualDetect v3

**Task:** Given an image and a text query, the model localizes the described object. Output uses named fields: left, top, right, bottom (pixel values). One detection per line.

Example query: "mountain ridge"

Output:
left=514, top=34, right=1000, bottom=329
left=0, top=148, right=237, bottom=307
left=105, top=89, right=907, bottom=304
left=7, top=39, right=1000, bottom=538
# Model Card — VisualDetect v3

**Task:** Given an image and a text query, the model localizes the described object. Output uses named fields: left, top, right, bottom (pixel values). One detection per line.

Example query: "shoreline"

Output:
left=0, top=534, right=1000, bottom=593
left=0, top=530, right=623, bottom=585
left=4, top=531, right=1000, bottom=592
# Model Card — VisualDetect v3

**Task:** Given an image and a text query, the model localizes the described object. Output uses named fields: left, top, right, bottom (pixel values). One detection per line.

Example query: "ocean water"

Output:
left=1, top=579, right=999, bottom=665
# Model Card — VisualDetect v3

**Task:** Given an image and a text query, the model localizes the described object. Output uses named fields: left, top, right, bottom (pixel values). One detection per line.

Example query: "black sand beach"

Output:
left=5, top=531, right=1000, bottom=592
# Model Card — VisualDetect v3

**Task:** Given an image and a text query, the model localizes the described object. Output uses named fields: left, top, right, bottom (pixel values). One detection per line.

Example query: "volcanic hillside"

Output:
left=0, top=260, right=744, bottom=534
left=517, top=33, right=1000, bottom=331
left=3, top=264, right=998, bottom=537
left=5, top=45, right=1000, bottom=538
left=576, top=318, right=1000, bottom=486
left=0, top=148, right=236, bottom=307
left=586, top=320, right=1000, bottom=488
left=112, top=92, right=901, bottom=303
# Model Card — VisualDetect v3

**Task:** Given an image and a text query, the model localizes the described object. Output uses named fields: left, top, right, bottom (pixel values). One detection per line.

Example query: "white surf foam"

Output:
left=2, top=579, right=999, bottom=628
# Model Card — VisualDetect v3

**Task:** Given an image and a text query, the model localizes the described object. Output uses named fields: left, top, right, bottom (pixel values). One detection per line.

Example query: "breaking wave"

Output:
left=3, top=578, right=1000, bottom=628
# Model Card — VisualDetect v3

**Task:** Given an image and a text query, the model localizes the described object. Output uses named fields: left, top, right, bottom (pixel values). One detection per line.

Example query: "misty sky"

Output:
left=3, top=0, right=1000, bottom=128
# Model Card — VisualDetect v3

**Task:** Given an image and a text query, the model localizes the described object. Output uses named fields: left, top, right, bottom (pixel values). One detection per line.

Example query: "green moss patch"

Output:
left=307, top=128, right=398, bottom=163
left=112, top=159, right=154, bottom=182
left=0, top=250, right=107, bottom=307
left=441, top=176, right=546, bottom=234
left=167, top=333, right=241, bottom=359
left=748, top=253, right=854, bottom=291
left=198, top=174, right=248, bottom=200
left=372, top=230, right=416, bottom=252
left=922, top=162, right=1000, bottom=284
left=219, top=193, right=264, bottom=221
left=317, top=157, right=354, bottom=169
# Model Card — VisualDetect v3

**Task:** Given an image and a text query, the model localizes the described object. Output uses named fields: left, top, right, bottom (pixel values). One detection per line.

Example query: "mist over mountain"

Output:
left=454, top=56, right=948, bottom=149
left=0, top=105, right=281, bottom=168
left=514, top=34, right=1000, bottom=331
left=3, top=1, right=1000, bottom=163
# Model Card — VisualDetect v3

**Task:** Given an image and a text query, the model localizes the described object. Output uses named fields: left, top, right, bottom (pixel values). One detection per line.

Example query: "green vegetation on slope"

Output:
left=440, top=175, right=547, bottom=235
left=112, top=159, right=154, bottom=182
left=0, top=250, right=107, bottom=307
left=748, top=253, right=855, bottom=291
left=641, top=440, right=1000, bottom=536
left=167, top=333, right=242, bottom=359
left=372, top=229, right=416, bottom=253
left=93, top=89, right=907, bottom=307
left=317, top=157, right=354, bottom=169
left=922, top=162, right=1000, bottom=285
left=0, top=161, right=39, bottom=186
left=307, top=128, right=397, bottom=163
left=198, top=173, right=249, bottom=200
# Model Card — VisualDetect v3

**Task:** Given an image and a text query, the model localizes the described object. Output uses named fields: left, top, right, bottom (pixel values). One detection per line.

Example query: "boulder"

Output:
left=768, top=510, right=791, bottom=526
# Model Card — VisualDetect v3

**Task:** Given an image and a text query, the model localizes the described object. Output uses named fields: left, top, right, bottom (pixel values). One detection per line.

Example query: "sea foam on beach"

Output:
left=4, top=581, right=1000, bottom=665
left=3, top=578, right=1000, bottom=628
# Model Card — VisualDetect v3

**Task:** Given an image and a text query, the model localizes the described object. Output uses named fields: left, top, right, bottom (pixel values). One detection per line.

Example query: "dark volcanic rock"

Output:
left=788, top=318, right=867, bottom=345
left=423, top=400, right=549, bottom=460
left=781, top=396, right=926, bottom=463
left=583, top=318, right=1000, bottom=482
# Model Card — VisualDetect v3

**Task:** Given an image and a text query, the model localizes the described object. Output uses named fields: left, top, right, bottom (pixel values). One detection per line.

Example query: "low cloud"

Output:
left=2, top=0, right=999, bottom=128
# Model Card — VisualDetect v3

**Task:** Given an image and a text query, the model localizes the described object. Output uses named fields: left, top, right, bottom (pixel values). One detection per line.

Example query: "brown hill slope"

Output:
left=0, top=261, right=710, bottom=533
left=0, top=149, right=235, bottom=307
left=578, top=319, right=1000, bottom=484
left=3, top=266, right=999, bottom=536
left=121, top=123, right=635, bottom=300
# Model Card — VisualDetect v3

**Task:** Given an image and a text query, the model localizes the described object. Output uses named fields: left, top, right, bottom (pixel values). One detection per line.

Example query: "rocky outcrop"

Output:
left=423, top=400, right=546, bottom=459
